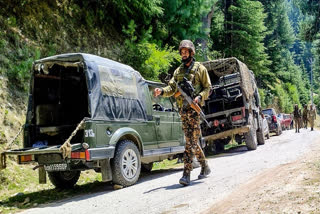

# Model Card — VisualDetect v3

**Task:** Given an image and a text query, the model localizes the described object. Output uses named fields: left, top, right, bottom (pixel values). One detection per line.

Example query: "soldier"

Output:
left=154, top=40, right=211, bottom=186
left=293, top=104, right=301, bottom=133
left=302, top=104, right=309, bottom=129
left=308, top=105, right=317, bottom=131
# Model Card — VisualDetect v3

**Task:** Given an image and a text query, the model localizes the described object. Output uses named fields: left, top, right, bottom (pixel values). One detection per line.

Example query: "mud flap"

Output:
left=100, top=159, right=112, bottom=182
left=0, top=152, right=6, bottom=170
left=39, top=166, right=47, bottom=184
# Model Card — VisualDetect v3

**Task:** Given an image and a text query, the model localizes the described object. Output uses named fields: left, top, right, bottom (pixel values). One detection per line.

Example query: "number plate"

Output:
left=44, top=163, right=68, bottom=171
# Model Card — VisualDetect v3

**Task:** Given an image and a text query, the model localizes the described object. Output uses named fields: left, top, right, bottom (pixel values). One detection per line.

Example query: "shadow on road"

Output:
left=1, top=145, right=251, bottom=211
left=143, top=180, right=204, bottom=194
left=0, top=167, right=185, bottom=210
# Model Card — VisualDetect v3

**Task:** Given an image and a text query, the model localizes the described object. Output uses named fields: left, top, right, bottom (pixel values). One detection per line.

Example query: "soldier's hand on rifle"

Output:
left=193, top=96, right=201, bottom=104
left=154, top=88, right=163, bottom=97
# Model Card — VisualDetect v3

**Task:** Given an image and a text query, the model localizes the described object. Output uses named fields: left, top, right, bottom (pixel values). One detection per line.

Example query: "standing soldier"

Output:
left=302, top=104, right=309, bottom=129
left=154, top=40, right=211, bottom=186
left=293, top=104, right=301, bottom=133
left=308, top=105, right=317, bottom=131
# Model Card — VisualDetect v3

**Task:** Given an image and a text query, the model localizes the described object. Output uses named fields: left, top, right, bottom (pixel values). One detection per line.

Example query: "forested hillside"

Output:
left=0, top=0, right=319, bottom=140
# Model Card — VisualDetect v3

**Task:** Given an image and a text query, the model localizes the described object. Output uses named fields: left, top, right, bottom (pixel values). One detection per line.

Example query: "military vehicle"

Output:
left=0, top=53, right=185, bottom=188
left=201, top=58, right=265, bottom=154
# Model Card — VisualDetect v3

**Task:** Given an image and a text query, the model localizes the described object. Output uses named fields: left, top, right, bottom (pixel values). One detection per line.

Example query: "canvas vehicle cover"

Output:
left=34, top=53, right=148, bottom=121
left=202, top=57, right=255, bottom=101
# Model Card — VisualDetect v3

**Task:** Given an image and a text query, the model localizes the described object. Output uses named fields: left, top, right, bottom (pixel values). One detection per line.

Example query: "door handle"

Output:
left=155, top=116, right=160, bottom=126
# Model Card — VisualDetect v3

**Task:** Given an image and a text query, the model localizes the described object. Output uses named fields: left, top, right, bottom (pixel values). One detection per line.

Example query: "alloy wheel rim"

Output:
left=121, top=149, right=138, bottom=180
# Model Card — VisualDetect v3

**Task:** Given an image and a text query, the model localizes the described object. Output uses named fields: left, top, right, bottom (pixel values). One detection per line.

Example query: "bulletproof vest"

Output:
left=176, top=62, right=201, bottom=91
left=294, top=108, right=300, bottom=117
left=175, top=62, right=201, bottom=108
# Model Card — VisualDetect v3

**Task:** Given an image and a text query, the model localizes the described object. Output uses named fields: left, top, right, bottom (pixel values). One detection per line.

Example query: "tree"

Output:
left=210, top=0, right=270, bottom=86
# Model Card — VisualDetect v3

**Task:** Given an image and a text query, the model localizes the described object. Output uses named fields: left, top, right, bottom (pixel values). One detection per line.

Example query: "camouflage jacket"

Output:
left=302, top=108, right=309, bottom=119
left=161, top=61, right=211, bottom=108
left=308, top=109, right=317, bottom=120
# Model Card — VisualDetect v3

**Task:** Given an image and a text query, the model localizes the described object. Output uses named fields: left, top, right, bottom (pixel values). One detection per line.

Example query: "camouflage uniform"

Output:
left=302, top=106, right=309, bottom=129
left=293, top=106, right=301, bottom=133
left=162, top=61, right=211, bottom=174
left=308, top=107, right=316, bottom=131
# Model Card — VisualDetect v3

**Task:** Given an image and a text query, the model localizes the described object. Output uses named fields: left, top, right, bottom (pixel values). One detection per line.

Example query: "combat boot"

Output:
left=198, top=161, right=211, bottom=179
left=179, top=170, right=190, bottom=186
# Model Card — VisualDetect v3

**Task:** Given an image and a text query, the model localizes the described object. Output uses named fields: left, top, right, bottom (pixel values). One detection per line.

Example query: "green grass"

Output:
left=152, top=158, right=183, bottom=171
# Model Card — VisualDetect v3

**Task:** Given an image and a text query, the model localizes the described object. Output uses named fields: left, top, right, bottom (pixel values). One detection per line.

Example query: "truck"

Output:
left=200, top=58, right=265, bottom=154
left=0, top=53, right=185, bottom=188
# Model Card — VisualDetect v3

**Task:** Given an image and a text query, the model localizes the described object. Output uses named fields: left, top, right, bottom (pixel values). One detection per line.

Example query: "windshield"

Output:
left=262, top=109, right=273, bottom=116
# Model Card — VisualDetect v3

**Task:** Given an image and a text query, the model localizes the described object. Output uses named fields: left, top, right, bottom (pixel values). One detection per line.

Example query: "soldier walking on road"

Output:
left=293, top=104, right=301, bottom=133
left=154, top=40, right=211, bottom=186
left=302, top=104, right=309, bottom=129
left=308, top=105, right=317, bottom=131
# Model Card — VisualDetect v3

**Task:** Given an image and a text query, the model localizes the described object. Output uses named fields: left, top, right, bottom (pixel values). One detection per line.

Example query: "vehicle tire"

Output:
left=141, top=162, right=153, bottom=172
left=48, top=171, right=80, bottom=189
left=257, top=130, right=265, bottom=145
left=111, top=140, right=141, bottom=187
left=205, top=143, right=216, bottom=156
left=257, top=115, right=265, bottom=145
left=245, top=115, right=258, bottom=150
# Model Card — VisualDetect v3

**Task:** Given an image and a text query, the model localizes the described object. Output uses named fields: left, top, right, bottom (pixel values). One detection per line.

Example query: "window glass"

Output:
left=148, top=85, right=174, bottom=112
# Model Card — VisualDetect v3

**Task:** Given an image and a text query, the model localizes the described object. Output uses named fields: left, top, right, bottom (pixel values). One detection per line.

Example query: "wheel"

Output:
left=257, top=130, right=265, bottom=145
left=141, top=162, right=153, bottom=172
left=205, top=143, right=216, bottom=156
left=111, top=140, right=141, bottom=187
left=257, top=115, right=265, bottom=145
left=245, top=114, right=258, bottom=150
left=48, top=171, right=80, bottom=189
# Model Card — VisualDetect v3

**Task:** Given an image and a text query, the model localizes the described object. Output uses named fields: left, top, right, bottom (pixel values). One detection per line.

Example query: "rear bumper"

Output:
left=203, top=125, right=250, bottom=141
left=269, top=123, right=279, bottom=132
left=87, top=146, right=115, bottom=161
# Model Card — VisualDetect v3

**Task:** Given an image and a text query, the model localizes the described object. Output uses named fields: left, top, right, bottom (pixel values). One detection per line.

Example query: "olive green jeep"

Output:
left=1, top=53, right=185, bottom=188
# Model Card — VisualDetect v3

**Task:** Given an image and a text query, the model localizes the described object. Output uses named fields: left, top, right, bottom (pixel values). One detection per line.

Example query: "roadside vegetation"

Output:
left=0, top=0, right=320, bottom=213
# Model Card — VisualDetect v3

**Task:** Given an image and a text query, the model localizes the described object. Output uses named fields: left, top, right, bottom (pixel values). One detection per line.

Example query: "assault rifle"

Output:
left=174, top=77, right=212, bottom=128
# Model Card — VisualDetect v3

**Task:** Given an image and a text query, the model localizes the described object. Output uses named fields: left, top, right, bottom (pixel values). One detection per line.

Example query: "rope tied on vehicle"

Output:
left=60, top=117, right=87, bottom=159
left=0, top=124, right=25, bottom=170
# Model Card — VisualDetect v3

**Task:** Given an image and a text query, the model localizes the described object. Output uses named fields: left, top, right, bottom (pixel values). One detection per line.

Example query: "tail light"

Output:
left=71, top=151, right=86, bottom=159
left=213, top=120, right=219, bottom=127
left=232, top=115, right=243, bottom=121
left=241, top=107, right=246, bottom=117
left=85, top=149, right=90, bottom=161
left=18, top=155, right=34, bottom=164
left=272, top=115, right=277, bottom=122
left=71, top=150, right=90, bottom=161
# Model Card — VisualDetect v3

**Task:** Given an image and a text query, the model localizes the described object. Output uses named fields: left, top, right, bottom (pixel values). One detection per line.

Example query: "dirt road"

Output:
left=23, top=129, right=320, bottom=214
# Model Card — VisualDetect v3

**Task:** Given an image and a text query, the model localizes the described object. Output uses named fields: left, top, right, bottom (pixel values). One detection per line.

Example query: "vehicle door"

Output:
left=148, top=85, right=182, bottom=148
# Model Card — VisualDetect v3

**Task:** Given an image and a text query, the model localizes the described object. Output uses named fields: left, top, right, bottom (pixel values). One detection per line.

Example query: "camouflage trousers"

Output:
left=303, top=117, right=308, bottom=128
left=310, top=118, right=315, bottom=129
left=294, top=118, right=300, bottom=132
left=180, top=106, right=207, bottom=174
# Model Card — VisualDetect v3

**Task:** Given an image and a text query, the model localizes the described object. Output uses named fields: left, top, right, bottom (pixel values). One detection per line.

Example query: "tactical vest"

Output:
left=175, top=62, right=202, bottom=108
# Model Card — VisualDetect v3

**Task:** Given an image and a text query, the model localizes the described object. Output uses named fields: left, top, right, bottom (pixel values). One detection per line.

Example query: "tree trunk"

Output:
left=224, top=0, right=234, bottom=56
left=195, top=1, right=218, bottom=60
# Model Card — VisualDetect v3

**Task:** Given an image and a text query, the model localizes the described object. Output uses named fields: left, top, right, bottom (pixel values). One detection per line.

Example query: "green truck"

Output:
left=1, top=53, right=185, bottom=188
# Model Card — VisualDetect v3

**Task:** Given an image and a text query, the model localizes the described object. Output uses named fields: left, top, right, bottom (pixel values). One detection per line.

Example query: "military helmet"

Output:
left=179, top=40, right=195, bottom=55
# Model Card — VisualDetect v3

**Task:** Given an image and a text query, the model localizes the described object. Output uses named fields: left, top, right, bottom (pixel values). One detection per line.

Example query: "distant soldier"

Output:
left=308, top=105, right=317, bottom=131
left=293, top=104, right=301, bottom=133
left=298, top=109, right=303, bottom=129
left=302, top=104, right=309, bottom=129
